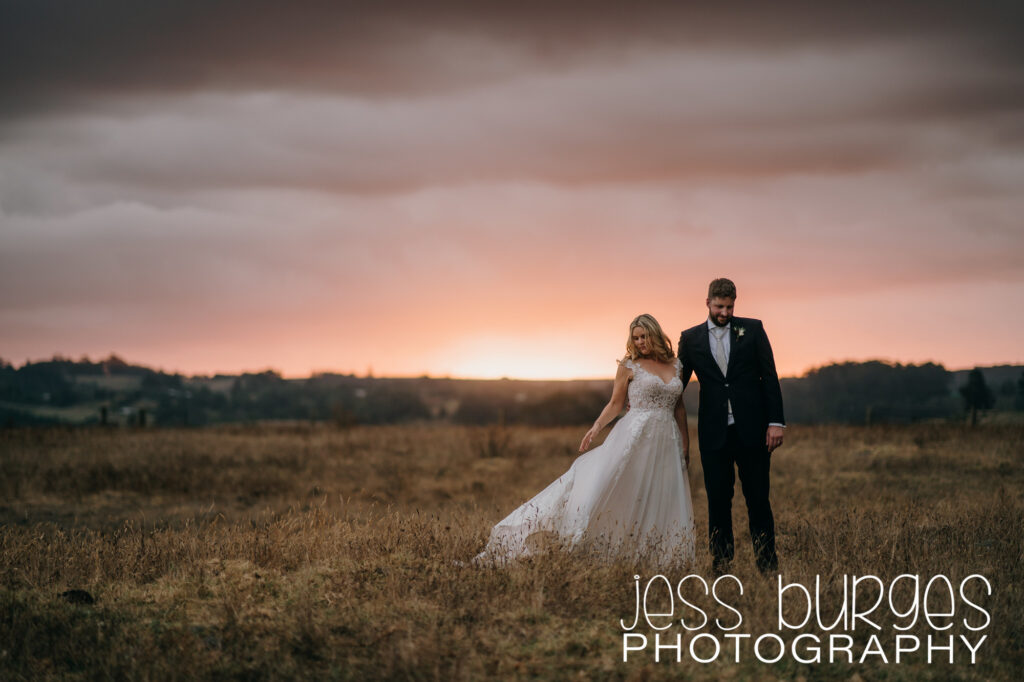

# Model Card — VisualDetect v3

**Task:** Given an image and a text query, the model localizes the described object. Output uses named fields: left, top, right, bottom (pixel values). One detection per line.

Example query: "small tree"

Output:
left=959, top=367, right=995, bottom=426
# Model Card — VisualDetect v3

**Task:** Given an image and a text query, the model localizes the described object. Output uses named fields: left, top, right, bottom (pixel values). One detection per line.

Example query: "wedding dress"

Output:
left=474, top=357, right=695, bottom=567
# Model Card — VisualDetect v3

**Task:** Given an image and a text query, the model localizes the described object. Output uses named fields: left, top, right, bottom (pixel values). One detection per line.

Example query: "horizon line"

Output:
left=4, top=353, right=1020, bottom=382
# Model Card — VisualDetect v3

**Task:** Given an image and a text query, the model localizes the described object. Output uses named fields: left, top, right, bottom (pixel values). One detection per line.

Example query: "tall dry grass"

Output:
left=1, top=423, right=1021, bottom=680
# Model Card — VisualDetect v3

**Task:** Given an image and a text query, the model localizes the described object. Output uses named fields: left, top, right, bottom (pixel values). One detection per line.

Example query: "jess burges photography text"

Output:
left=621, top=573, right=991, bottom=665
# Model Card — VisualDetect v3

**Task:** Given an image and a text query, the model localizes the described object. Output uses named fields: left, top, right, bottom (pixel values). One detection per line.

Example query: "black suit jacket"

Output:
left=678, top=317, right=785, bottom=452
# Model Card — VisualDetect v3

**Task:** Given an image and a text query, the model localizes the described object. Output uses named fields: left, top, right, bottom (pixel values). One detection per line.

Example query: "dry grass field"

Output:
left=1, top=422, right=1022, bottom=680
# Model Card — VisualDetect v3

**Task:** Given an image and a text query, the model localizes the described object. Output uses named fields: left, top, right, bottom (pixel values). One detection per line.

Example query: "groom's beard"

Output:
left=709, top=314, right=731, bottom=327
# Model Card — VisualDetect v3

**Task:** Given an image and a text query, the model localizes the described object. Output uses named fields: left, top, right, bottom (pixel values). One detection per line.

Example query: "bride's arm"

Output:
left=578, top=362, right=631, bottom=453
left=674, top=396, right=691, bottom=467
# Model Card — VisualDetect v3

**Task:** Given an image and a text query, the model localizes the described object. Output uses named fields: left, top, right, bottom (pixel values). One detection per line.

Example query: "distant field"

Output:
left=0, top=399, right=109, bottom=423
left=1, top=423, right=1021, bottom=680
left=186, top=376, right=237, bottom=394
left=71, top=374, right=144, bottom=391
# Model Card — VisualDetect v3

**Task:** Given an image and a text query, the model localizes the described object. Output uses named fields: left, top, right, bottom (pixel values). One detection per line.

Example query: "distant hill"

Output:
left=1, top=355, right=1021, bottom=427
left=951, top=365, right=1023, bottom=389
left=0, top=355, right=621, bottom=427
left=950, top=365, right=1024, bottom=413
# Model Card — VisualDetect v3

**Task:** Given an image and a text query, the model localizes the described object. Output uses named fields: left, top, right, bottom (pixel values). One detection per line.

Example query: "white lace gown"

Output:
left=475, top=357, right=695, bottom=567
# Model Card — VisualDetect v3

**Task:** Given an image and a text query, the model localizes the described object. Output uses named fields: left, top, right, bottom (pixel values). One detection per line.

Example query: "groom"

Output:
left=678, top=278, right=785, bottom=575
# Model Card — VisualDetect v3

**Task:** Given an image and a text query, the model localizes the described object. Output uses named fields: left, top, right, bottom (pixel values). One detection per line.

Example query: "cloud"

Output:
left=3, top=173, right=1021, bottom=320
left=2, top=43, right=1022, bottom=216
left=1, top=1, right=1022, bottom=376
left=2, top=1, right=1022, bottom=116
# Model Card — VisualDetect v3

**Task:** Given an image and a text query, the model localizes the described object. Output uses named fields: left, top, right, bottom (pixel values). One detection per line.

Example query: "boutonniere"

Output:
left=733, top=326, right=746, bottom=338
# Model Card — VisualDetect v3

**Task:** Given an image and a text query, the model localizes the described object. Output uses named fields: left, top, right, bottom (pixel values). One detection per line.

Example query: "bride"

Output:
left=474, top=314, right=695, bottom=567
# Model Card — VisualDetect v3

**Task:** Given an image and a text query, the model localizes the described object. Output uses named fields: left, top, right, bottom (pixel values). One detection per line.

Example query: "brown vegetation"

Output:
left=1, top=423, right=1022, bottom=680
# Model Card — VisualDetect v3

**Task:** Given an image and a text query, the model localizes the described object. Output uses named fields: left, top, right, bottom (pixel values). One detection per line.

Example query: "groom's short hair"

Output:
left=708, top=278, right=737, bottom=300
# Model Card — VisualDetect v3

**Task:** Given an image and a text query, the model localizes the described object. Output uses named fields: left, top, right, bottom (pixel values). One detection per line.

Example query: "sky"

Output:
left=1, top=1, right=1022, bottom=379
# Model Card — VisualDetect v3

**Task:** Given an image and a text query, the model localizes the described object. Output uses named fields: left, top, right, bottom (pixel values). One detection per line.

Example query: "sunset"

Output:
left=1, top=2, right=1022, bottom=379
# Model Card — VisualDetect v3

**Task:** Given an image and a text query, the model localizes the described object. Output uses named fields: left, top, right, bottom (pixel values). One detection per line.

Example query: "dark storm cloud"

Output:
left=2, top=44, right=1021, bottom=207
left=2, top=0, right=1023, bottom=117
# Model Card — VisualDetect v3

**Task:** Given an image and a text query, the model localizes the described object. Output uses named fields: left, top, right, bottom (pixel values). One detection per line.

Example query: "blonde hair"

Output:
left=624, top=313, right=675, bottom=363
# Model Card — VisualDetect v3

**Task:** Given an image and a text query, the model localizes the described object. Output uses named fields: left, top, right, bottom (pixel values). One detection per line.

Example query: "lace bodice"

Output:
left=623, top=357, right=683, bottom=412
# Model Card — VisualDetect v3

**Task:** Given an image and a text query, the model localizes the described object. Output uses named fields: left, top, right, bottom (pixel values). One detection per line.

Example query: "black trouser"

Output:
left=700, top=425, right=777, bottom=572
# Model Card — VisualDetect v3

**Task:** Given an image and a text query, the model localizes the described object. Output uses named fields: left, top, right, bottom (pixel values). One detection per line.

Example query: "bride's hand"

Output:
left=579, top=426, right=599, bottom=453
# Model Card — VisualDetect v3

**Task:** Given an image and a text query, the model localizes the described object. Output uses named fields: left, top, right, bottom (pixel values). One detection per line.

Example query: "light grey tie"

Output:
left=711, top=326, right=729, bottom=376
left=711, top=326, right=734, bottom=421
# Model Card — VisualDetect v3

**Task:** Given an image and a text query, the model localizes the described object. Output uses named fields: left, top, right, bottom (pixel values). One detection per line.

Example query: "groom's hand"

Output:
left=765, top=425, right=784, bottom=452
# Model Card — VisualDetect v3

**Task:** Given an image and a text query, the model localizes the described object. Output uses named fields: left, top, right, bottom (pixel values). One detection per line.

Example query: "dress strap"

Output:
left=674, top=357, right=682, bottom=377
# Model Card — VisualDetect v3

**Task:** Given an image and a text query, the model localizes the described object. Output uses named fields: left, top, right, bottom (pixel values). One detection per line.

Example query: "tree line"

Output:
left=1, top=355, right=1021, bottom=427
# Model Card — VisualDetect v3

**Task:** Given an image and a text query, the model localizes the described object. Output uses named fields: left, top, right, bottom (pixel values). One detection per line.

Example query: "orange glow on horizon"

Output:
left=5, top=274, right=1021, bottom=382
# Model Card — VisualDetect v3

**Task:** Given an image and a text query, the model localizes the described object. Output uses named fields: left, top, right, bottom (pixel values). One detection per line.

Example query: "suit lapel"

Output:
left=726, top=320, right=738, bottom=378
